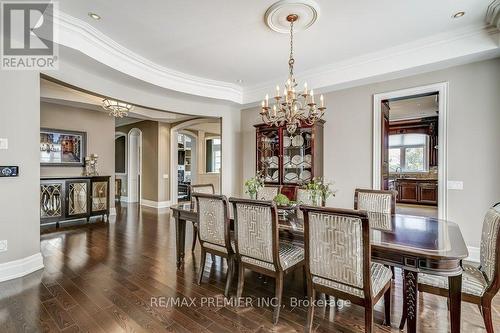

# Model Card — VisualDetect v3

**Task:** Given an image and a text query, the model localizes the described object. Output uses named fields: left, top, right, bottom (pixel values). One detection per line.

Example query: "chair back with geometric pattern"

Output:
left=479, top=203, right=500, bottom=288
left=230, top=198, right=279, bottom=269
left=354, top=189, right=396, bottom=214
left=190, top=184, right=215, bottom=204
left=257, top=186, right=281, bottom=201
left=193, top=193, right=231, bottom=253
left=301, top=206, right=371, bottom=299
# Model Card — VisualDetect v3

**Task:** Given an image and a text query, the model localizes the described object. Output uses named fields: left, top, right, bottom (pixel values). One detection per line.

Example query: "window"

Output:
left=206, top=138, right=221, bottom=173
left=389, top=133, right=428, bottom=172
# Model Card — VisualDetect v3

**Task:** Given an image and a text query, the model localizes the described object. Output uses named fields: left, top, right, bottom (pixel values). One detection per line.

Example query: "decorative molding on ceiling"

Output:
left=243, top=24, right=500, bottom=104
left=264, top=0, right=320, bottom=33
left=48, top=11, right=499, bottom=106
left=52, top=11, right=243, bottom=104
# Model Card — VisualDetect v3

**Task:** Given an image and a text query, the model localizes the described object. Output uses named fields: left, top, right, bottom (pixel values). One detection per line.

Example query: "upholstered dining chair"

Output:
left=256, top=185, right=281, bottom=201
left=192, top=193, right=234, bottom=298
left=229, top=198, right=305, bottom=324
left=354, top=188, right=396, bottom=215
left=189, top=184, right=215, bottom=251
left=414, top=203, right=500, bottom=333
left=300, top=206, right=392, bottom=333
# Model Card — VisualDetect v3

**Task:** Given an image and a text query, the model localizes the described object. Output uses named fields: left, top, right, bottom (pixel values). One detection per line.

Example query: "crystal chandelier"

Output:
left=260, top=14, right=325, bottom=135
left=102, top=99, right=134, bottom=118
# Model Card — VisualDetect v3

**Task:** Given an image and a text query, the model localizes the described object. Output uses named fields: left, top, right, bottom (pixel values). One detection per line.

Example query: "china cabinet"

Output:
left=255, top=121, right=324, bottom=199
left=40, top=176, right=110, bottom=229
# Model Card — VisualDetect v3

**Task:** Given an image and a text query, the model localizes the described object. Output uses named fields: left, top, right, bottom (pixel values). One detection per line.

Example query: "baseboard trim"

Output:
left=467, top=246, right=480, bottom=263
left=109, top=207, right=117, bottom=216
left=0, top=253, right=44, bottom=283
left=141, top=199, right=171, bottom=209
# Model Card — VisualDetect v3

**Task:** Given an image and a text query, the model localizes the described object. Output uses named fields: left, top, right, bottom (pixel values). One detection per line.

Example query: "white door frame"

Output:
left=127, top=128, right=143, bottom=204
left=372, top=82, right=448, bottom=219
left=170, top=118, right=221, bottom=205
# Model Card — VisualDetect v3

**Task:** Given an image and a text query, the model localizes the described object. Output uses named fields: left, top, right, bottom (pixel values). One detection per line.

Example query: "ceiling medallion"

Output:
left=261, top=7, right=325, bottom=135
left=102, top=99, right=134, bottom=118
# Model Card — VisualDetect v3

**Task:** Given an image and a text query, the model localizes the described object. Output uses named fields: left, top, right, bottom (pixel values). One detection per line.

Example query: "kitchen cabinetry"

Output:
left=396, top=179, right=437, bottom=206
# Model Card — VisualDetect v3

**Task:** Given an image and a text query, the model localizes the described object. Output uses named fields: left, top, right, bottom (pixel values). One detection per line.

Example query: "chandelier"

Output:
left=260, top=14, right=325, bottom=135
left=102, top=99, right=134, bottom=118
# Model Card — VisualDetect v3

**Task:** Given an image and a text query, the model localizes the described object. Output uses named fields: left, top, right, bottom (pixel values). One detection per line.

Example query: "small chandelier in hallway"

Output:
left=102, top=99, right=134, bottom=118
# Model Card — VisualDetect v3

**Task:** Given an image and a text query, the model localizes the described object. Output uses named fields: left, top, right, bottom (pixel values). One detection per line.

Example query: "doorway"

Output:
left=170, top=118, right=222, bottom=204
left=373, top=83, right=448, bottom=219
left=127, top=128, right=142, bottom=203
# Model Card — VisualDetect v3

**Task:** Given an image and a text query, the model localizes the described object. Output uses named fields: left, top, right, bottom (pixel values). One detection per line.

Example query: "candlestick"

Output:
left=310, top=89, right=315, bottom=104
left=304, top=82, right=308, bottom=95
left=276, top=85, right=280, bottom=98
left=265, top=94, right=269, bottom=107
left=320, top=94, right=324, bottom=108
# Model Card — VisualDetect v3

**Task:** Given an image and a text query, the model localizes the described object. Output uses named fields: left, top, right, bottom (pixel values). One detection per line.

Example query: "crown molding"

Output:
left=51, top=12, right=243, bottom=104
left=243, top=24, right=500, bottom=104
left=48, top=11, right=499, bottom=106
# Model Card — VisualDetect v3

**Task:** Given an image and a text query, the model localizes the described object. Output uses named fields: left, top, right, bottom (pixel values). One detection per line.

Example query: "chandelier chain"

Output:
left=288, top=19, right=294, bottom=78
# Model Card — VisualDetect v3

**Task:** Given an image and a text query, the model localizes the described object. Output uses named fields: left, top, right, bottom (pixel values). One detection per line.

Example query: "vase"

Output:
left=249, top=191, right=257, bottom=200
left=311, top=191, right=322, bottom=206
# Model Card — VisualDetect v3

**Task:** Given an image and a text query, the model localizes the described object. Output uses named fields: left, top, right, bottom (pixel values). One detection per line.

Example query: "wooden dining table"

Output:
left=170, top=203, right=468, bottom=333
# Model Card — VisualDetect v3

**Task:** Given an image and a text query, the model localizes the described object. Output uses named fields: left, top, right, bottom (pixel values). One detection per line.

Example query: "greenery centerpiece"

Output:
left=305, top=177, right=336, bottom=206
left=244, top=173, right=264, bottom=200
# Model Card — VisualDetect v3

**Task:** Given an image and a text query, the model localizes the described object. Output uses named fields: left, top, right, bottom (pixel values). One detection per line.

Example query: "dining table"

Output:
left=170, top=202, right=468, bottom=333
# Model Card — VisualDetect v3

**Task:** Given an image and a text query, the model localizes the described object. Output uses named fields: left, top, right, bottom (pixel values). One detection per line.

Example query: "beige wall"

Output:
left=241, top=58, right=500, bottom=248
left=40, top=102, right=116, bottom=208
left=0, top=71, right=41, bottom=264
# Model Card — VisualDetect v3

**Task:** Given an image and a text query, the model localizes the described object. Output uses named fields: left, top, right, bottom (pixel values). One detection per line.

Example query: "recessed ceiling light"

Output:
left=452, top=11, right=465, bottom=19
left=236, top=79, right=243, bottom=84
left=88, top=12, right=101, bottom=20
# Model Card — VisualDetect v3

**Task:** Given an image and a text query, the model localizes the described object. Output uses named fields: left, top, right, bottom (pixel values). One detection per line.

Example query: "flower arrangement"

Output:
left=244, top=173, right=264, bottom=200
left=305, top=177, right=336, bottom=206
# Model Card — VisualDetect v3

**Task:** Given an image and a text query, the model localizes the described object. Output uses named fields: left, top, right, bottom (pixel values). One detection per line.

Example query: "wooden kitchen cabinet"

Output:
left=396, top=179, right=438, bottom=206
left=419, top=182, right=438, bottom=205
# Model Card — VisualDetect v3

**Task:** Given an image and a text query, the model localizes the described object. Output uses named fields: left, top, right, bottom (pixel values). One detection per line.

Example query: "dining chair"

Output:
left=229, top=197, right=305, bottom=324
left=414, top=203, right=500, bottom=333
left=300, top=206, right=392, bottom=333
left=189, top=183, right=215, bottom=251
left=354, top=188, right=397, bottom=276
left=354, top=188, right=396, bottom=215
left=256, top=185, right=281, bottom=201
left=192, top=193, right=234, bottom=298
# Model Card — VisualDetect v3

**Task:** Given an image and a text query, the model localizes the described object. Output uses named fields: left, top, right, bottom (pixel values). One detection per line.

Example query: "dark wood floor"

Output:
left=0, top=203, right=498, bottom=332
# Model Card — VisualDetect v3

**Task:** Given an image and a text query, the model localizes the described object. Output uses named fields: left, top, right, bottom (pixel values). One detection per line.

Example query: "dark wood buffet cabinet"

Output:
left=394, top=178, right=438, bottom=206
left=40, top=176, right=110, bottom=229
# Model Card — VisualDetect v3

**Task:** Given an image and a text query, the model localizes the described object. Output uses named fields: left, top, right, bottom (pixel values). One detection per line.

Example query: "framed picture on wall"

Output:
left=40, top=128, right=87, bottom=167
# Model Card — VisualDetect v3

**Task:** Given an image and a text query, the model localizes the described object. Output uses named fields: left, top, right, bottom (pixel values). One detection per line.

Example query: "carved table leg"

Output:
left=403, top=270, right=418, bottom=333
left=448, top=274, right=462, bottom=333
left=175, top=214, right=187, bottom=269
left=399, top=268, right=407, bottom=330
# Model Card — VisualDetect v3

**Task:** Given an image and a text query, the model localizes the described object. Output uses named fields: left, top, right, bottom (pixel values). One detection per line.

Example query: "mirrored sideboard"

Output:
left=40, top=176, right=110, bottom=229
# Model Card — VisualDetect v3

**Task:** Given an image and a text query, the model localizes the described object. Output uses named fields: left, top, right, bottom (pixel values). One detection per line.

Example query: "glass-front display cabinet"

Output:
left=40, top=176, right=110, bottom=229
left=255, top=120, right=324, bottom=199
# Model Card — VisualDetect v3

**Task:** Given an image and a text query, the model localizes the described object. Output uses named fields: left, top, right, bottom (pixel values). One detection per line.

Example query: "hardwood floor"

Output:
left=396, top=204, right=438, bottom=218
left=0, top=202, right=498, bottom=332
